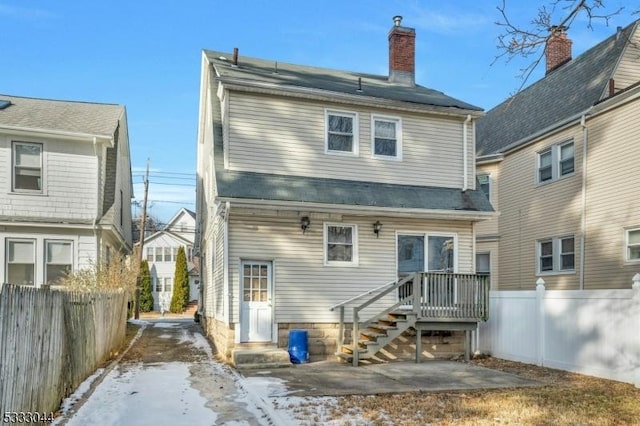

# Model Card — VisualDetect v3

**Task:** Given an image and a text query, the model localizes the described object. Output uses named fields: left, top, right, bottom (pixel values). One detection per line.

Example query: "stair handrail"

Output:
left=328, top=279, right=398, bottom=312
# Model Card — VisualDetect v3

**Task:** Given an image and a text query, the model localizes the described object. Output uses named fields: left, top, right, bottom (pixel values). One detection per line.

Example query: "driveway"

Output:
left=54, top=319, right=539, bottom=425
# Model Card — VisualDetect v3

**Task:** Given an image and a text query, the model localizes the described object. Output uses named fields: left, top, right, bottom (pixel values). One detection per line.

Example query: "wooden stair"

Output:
left=337, top=311, right=417, bottom=365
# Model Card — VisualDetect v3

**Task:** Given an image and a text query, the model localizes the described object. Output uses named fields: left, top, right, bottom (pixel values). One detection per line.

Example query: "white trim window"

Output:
left=537, top=236, right=575, bottom=274
left=164, top=277, right=173, bottom=292
left=12, top=141, right=43, bottom=193
left=626, top=228, right=640, bottom=262
left=477, top=174, right=491, bottom=200
left=371, top=115, right=402, bottom=160
left=537, top=141, right=574, bottom=184
left=476, top=252, right=491, bottom=275
left=325, top=110, right=358, bottom=155
left=324, top=224, right=358, bottom=266
left=154, top=247, right=162, bottom=262
left=45, top=240, right=73, bottom=284
left=6, top=239, right=36, bottom=285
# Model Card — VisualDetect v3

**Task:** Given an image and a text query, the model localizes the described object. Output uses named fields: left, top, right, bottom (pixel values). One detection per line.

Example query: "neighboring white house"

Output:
left=196, top=17, right=495, bottom=364
left=0, top=94, right=133, bottom=287
left=143, top=208, right=199, bottom=311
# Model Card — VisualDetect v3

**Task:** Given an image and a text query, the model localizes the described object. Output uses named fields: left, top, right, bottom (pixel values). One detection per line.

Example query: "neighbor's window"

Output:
left=372, top=115, right=401, bottom=159
left=164, top=277, right=173, bottom=292
left=153, top=277, right=162, bottom=292
left=476, top=252, right=491, bottom=275
left=6, top=239, right=35, bottom=285
left=155, top=247, right=163, bottom=262
left=537, top=141, right=574, bottom=184
left=477, top=174, right=491, bottom=199
left=537, top=236, right=575, bottom=274
left=626, top=229, right=640, bottom=262
left=164, top=247, right=172, bottom=262
left=45, top=240, right=72, bottom=284
left=325, top=110, right=358, bottom=155
left=146, top=247, right=154, bottom=262
left=325, top=224, right=357, bottom=265
left=12, top=142, right=43, bottom=192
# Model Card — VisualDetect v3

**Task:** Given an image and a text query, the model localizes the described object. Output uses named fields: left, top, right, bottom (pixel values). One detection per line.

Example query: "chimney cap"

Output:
left=393, top=16, right=403, bottom=27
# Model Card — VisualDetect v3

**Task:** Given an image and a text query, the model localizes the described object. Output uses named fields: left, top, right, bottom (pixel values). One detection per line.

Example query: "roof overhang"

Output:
left=216, top=78, right=484, bottom=119
left=218, top=197, right=497, bottom=222
left=0, top=125, right=114, bottom=146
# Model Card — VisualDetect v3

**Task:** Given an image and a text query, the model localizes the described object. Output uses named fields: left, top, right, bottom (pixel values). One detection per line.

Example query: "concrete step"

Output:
left=232, top=346, right=292, bottom=369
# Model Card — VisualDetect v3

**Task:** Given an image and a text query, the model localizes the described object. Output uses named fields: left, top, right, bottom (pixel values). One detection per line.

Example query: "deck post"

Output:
left=464, top=329, right=471, bottom=361
left=412, top=272, right=421, bottom=317
left=337, top=307, right=344, bottom=354
left=415, top=327, right=422, bottom=363
left=352, top=307, right=359, bottom=367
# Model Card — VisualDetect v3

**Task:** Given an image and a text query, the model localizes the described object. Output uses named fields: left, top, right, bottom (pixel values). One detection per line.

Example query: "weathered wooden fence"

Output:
left=0, top=284, right=128, bottom=413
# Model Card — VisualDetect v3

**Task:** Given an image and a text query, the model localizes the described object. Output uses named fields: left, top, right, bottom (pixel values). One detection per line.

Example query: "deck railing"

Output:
left=331, top=272, right=490, bottom=365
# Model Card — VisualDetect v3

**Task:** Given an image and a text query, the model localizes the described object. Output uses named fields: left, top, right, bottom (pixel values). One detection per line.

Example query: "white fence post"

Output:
left=536, top=278, right=546, bottom=366
left=633, top=274, right=640, bottom=388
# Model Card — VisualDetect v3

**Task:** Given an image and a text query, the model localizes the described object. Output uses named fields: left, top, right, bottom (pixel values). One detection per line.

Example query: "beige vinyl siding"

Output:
left=1, top=135, right=98, bottom=221
left=611, top=26, right=640, bottom=93
left=226, top=208, right=475, bottom=324
left=582, top=99, right=640, bottom=289
left=475, top=162, right=499, bottom=237
left=226, top=92, right=465, bottom=188
left=497, top=126, right=582, bottom=290
left=212, top=214, right=226, bottom=322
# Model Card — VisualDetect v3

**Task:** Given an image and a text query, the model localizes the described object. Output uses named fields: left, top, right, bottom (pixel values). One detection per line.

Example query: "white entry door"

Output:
left=240, top=261, right=273, bottom=342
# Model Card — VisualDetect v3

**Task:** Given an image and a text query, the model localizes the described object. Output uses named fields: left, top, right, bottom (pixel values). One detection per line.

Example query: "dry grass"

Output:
left=305, top=357, right=640, bottom=425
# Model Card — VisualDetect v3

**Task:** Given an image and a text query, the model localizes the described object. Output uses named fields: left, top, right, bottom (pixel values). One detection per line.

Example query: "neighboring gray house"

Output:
left=0, top=94, right=133, bottom=287
left=196, top=17, right=495, bottom=365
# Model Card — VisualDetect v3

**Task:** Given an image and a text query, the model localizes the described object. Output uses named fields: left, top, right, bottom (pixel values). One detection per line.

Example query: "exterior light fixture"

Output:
left=300, top=216, right=310, bottom=234
left=373, top=220, right=382, bottom=238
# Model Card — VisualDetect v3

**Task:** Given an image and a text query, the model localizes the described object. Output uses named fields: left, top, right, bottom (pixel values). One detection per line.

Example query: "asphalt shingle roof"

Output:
left=205, top=50, right=483, bottom=112
left=476, top=21, right=638, bottom=156
left=0, top=94, right=124, bottom=137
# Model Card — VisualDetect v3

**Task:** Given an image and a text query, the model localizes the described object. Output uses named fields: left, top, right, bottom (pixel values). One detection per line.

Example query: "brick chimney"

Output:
left=546, top=26, right=572, bottom=74
left=388, top=16, right=416, bottom=86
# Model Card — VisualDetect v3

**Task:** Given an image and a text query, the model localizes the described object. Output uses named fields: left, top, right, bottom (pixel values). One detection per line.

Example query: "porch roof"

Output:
left=215, top=169, right=494, bottom=213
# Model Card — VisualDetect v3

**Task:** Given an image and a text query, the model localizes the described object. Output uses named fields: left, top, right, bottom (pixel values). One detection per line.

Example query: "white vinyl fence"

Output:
left=478, top=275, right=640, bottom=387
left=0, top=284, right=128, bottom=413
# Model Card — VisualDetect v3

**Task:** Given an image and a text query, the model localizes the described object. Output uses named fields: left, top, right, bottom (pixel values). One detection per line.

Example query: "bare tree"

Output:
left=495, top=0, right=626, bottom=89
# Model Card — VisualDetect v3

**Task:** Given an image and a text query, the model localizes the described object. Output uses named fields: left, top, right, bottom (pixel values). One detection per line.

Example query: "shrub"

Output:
left=139, top=260, right=154, bottom=312
left=170, top=246, right=190, bottom=313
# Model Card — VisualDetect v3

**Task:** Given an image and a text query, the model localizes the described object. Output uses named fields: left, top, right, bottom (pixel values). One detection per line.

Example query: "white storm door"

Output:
left=240, top=261, right=273, bottom=342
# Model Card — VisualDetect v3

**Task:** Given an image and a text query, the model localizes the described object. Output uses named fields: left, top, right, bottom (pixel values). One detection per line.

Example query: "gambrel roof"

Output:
left=477, top=21, right=639, bottom=156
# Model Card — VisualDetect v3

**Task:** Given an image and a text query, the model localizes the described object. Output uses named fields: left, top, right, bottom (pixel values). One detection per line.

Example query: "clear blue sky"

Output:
left=1, top=0, right=635, bottom=223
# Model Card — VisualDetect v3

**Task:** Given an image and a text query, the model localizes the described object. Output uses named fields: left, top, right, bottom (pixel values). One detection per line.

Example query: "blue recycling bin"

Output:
left=288, top=329, right=309, bottom=364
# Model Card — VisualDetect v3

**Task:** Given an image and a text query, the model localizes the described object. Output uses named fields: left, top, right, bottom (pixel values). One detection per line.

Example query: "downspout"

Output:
left=579, top=112, right=590, bottom=290
left=92, top=137, right=100, bottom=260
left=462, top=115, right=472, bottom=191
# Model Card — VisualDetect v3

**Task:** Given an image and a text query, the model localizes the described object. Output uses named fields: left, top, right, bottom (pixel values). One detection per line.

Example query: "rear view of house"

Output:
left=0, top=95, right=133, bottom=287
left=196, top=17, right=495, bottom=365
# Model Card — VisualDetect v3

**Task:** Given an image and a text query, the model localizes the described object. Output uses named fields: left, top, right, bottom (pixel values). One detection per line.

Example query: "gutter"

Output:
left=216, top=197, right=497, bottom=221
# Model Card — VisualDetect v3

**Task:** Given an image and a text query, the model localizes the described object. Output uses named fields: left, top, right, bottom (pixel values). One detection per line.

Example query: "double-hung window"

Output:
left=626, top=228, right=640, bottom=262
left=325, top=110, right=358, bottom=155
left=155, top=247, right=163, bottom=262
left=45, top=240, right=72, bottom=284
left=477, top=174, right=491, bottom=200
left=537, top=141, right=574, bottom=184
left=325, top=224, right=358, bottom=266
left=154, top=277, right=162, bottom=292
left=6, top=239, right=36, bottom=285
left=146, top=247, right=154, bottom=262
left=537, top=236, right=575, bottom=274
left=164, top=247, right=172, bottom=262
left=164, top=277, right=173, bottom=292
left=12, top=142, right=43, bottom=193
left=372, top=115, right=402, bottom=160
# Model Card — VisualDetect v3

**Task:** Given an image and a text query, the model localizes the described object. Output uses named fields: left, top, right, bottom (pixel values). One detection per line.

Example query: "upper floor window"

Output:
left=477, top=174, right=491, bottom=200
left=537, top=141, right=574, bottom=184
left=45, top=240, right=72, bottom=284
left=325, top=110, right=358, bottom=155
left=537, top=235, right=575, bottom=274
left=12, top=142, right=43, bottom=193
left=626, top=228, right=640, bottom=262
left=372, top=115, right=402, bottom=160
left=324, top=224, right=358, bottom=266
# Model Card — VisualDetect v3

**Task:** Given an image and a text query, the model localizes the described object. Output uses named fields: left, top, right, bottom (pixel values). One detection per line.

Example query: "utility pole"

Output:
left=134, top=159, right=150, bottom=320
